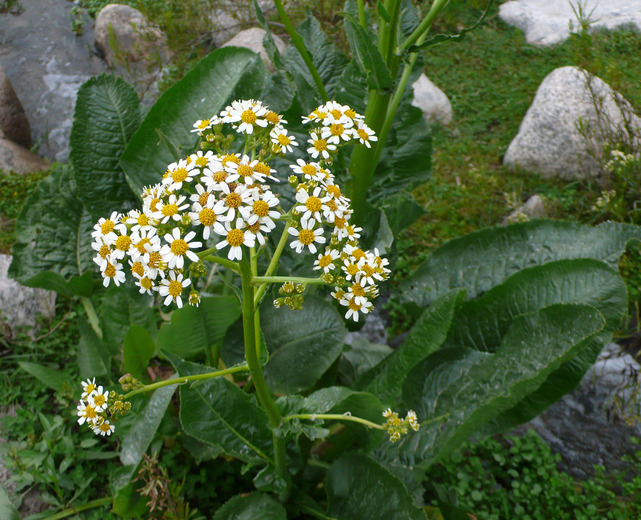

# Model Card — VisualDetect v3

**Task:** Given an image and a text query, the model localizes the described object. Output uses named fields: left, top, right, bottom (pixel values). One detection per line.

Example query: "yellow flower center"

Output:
left=137, top=213, right=149, bottom=226
left=351, top=283, right=366, bottom=297
left=198, top=119, right=210, bottom=129
left=334, top=217, right=346, bottom=229
left=168, top=279, right=183, bottom=297
left=149, top=198, right=161, bottom=211
left=171, top=167, right=189, bottom=183
left=115, top=235, right=132, bottom=251
left=104, top=263, right=116, bottom=278
left=357, top=128, right=370, bottom=141
left=351, top=248, right=366, bottom=261
left=305, top=196, right=322, bottom=213
left=313, top=139, right=328, bottom=152
left=213, top=170, right=228, bottom=183
left=85, top=383, right=96, bottom=394
left=319, top=254, right=333, bottom=268
left=254, top=162, right=271, bottom=175
left=362, top=264, right=375, bottom=276
left=327, top=200, right=338, bottom=212
left=346, top=263, right=359, bottom=276
left=99, top=422, right=112, bottom=433
left=237, top=164, right=253, bottom=178
left=195, top=156, right=208, bottom=167
left=199, top=191, right=211, bottom=206
left=298, top=229, right=315, bottom=245
left=227, top=228, right=245, bottom=247
left=131, top=261, right=144, bottom=277
left=334, top=289, right=345, bottom=300
left=99, top=244, right=110, bottom=258
left=161, top=203, right=178, bottom=217
left=253, top=200, right=270, bottom=217
left=136, top=237, right=151, bottom=254
left=265, top=111, right=280, bottom=124
left=327, top=185, right=341, bottom=198
left=141, top=277, right=153, bottom=290
left=225, top=192, right=242, bottom=209
left=148, top=251, right=162, bottom=268
left=100, top=220, right=114, bottom=234
left=199, top=208, right=216, bottom=226
left=330, top=123, right=344, bottom=136
left=170, top=239, right=189, bottom=256
left=345, top=108, right=356, bottom=119
left=222, top=154, right=240, bottom=166
left=247, top=222, right=261, bottom=233
left=240, top=109, right=257, bottom=124
left=330, top=109, right=342, bottom=120
left=348, top=299, right=362, bottom=311
left=277, top=134, right=291, bottom=145
left=93, top=394, right=106, bottom=407
left=85, top=405, right=97, bottom=419
left=301, top=164, right=317, bottom=177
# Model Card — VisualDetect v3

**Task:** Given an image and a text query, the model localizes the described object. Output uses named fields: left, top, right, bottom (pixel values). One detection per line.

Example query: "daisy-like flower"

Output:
left=225, top=155, right=270, bottom=185
left=125, top=209, right=157, bottom=234
left=141, top=184, right=168, bottom=214
left=158, top=270, right=191, bottom=308
left=302, top=107, right=328, bottom=125
left=81, top=378, right=98, bottom=399
left=91, top=211, right=125, bottom=244
left=163, top=159, right=198, bottom=191
left=321, top=119, right=354, bottom=145
left=92, top=420, right=116, bottom=437
left=191, top=117, right=220, bottom=134
left=77, top=401, right=99, bottom=426
left=270, top=126, right=298, bottom=153
left=307, top=131, right=336, bottom=160
left=340, top=295, right=373, bottom=322
left=249, top=189, right=280, bottom=230
left=154, top=193, right=189, bottom=224
left=313, top=248, right=340, bottom=274
left=221, top=99, right=268, bottom=134
left=100, top=254, right=126, bottom=287
left=288, top=218, right=326, bottom=254
left=264, top=110, right=287, bottom=126
left=406, top=410, right=420, bottom=431
left=202, top=161, right=229, bottom=191
left=111, top=231, right=133, bottom=261
left=189, top=183, right=215, bottom=205
left=290, top=159, right=324, bottom=182
left=189, top=197, right=227, bottom=240
left=213, top=218, right=256, bottom=261
left=130, top=228, right=161, bottom=259
left=134, top=275, right=156, bottom=296
left=91, top=236, right=113, bottom=267
left=161, top=228, right=202, bottom=269
left=346, top=281, right=369, bottom=306
left=88, top=385, right=110, bottom=412
left=219, top=183, right=254, bottom=222
left=189, top=150, right=215, bottom=170
left=323, top=101, right=352, bottom=125
left=354, top=120, right=378, bottom=148
left=295, top=185, right=330, bottom=223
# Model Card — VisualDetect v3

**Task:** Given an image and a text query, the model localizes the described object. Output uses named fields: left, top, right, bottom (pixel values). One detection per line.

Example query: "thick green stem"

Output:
left=356, top=0, right=366, bottom=27
left=399, top=0, right=450, bottom=53
left=273, top=0, right=329, bottom=102
left=252, top=276, right=328, bottom=286
left=198, top=248, right=240, bottom=272
left=81, top=297, right=102, bottom=340
left=283, top=413, right=385, bottom=430
left=254, top=221, right=292, bottom=306
left=239, top=253, right=290, bottom=499
left=123, top=365, right=249, bottom=399
left=42, top=497, right=112, bottom=520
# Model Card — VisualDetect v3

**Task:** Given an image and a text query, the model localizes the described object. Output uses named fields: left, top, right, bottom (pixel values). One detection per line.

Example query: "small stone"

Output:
left=499, top=0, right=641, bottom=47
left=221, top=28, right=287, bottom=73
left=504, top=66, right=641, bottom=180
left=411, top=73, right=453, bottom=126
left=504, top=194, right=546, bottom=224
left=0, top=136, right=48, bottom=174
left=209, top=0, right=276, bottom=46
left=0, top=66, right=31, bottom=149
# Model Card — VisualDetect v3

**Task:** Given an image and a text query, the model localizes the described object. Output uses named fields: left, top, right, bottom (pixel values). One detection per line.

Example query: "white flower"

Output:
left=189, top=197, right=227, bottom=239
left=313, top=249, right=340, bottom=274
left=92, top=420, right=116, bottom=437
left=288, top=218, right=326, bottom=254
left=320, top=119, right=354, bottom=145
left=77, top=401, right=98, bottom=426
left=158, top=270, right=191, bottom=308
left=339, top=295, right=372, bottom=322
left=221, top=99, right=268, bottom=134
left=162, top=159, right=198, bottom=191
left=88, top=385, right=110, bottom=412
left=225, top=155, right=274, bottom=185
left=91, top=211, right=125, bottom=244
left=160, top=228, right=202, bottom=269
left=189, top=150, right=215, bottom=170
left=100, top=254, right=126, bottom=287
left=153, top=193, right=189, bottom=224
left=248, top=189, right=280, bottom=230
left=219, top=183, right=254, bottom=222
left=307, top=131, right=336, bottom=160
left=125, top=209, right=157, bottom=234
left=354, top=121, right=378, bottom=148
left=270, top=126, right=297, bottom=153
left=81, top=378, right=98, bottom=399
left=290, top=159, right=325, bottom=181
left=295, top=186, right=330, bottom=223
left=130, top=228, right=160, bottom=260
left=213, top=218, right=256, bottom=261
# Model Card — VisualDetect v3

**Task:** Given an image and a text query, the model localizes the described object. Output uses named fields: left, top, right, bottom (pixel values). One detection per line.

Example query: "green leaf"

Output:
left=395, top=304, right=606, bottom=468
left=17, top=362, right=73, bottom=396
left=123, top=324, right=156, bottom=379
left=69, top=75, right=140, bottom=219
left=338, top=339, right=393, bottom=386
left=0, top=483, right=20, bottom=520
left=77, top=316, right=109, bottom=379
left=9, top=165, right=95, bottom=297
left=119, top=384, right=176, bottom=468
left=252, top=0, right=283, bottom=70
left=213, top=492, right=287, bottom=520
left=397, top=221, right=641, bottom=311
left=121, top=48, right=267, bottom=193
left=157, top=296, right=241, bottom=358
left=380, top=191, right=426, bottom=237
left=262, top=295, right=347, bottom=394
left=364, top=289, right=462, bottom=404
left=166, top=353, right=273, bottom=463
left=327, top=453, right=426, bottom=520
left=335, top=61, right=368, bottom=115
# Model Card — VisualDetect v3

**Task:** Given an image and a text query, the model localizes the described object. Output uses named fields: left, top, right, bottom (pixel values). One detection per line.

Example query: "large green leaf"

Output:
left=9, top=165, right=95, bottom=297
left=18, top=362, right=73, bottom=396
left=262, top=295, right=347, bottom=394
left=77, top=316, right=110, bottom=379
left=166, top=353, right=272, bottom=463
left=0, top=484, right=19, bottom=520
left=391, top=304, right=605, bottom=469
left=69, top=75, right=140, bottom=219
left=364, top=289, right=462, bottom=404
left=327, top=453, right=426, bottom=520
left=123, top=324, right=156, bottom=380
left=338, top=339, right=393, bottom=387
left=213, top=492, right=287, bottom=520
left=157, top=296, right=241, bottom=358
left=121, top=47, right=267, bottom=193
left=397, top=220, right=641, bottom=311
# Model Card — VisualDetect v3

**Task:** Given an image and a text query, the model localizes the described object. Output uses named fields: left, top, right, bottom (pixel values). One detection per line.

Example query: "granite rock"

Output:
left=411, top=73, right=453, bottom=126
left=222, top=28, right=287, bottom=72
left=0, top=65, right=31, bottom=149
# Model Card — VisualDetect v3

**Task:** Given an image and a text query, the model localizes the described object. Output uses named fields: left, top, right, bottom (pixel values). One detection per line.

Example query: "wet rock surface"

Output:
left=0, top=65, right=31, bottom=149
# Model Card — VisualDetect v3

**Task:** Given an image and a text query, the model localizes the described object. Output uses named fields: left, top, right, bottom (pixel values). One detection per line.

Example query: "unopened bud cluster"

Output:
left=382, top=408, right=420, bottom=443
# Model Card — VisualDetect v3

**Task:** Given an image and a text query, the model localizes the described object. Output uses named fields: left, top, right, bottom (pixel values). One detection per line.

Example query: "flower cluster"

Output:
left=92, top=99, right=389, bottom=322
left=77, top=378, right=131, bottom=436
left=382, top=408, right=420, bottom=442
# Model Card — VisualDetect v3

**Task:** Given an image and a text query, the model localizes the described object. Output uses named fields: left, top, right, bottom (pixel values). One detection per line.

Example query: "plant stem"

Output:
left=81, top=297, right=102, bottom=340
left=399, top=0, right=450, bottom=53
left=239, top=253, right=290, bottom=499
left=43, top=497, right=112, bottom=520
left=283, top=413, right=385, bottom=430
left=273, top=0, right=329, bottom=102
left=198, top=249, right=240, bottom=272
left=254, top=221, right=292, bottom=305
left=252, top=275, right=328, bottom=286
left=123, top=365, right=249, bottom=399
left=356, top=0, right=366, bottom=27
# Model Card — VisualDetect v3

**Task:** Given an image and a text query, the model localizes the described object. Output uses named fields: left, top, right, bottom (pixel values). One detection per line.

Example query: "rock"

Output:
left=0, top=0, right=107, bottom=162
left=209, top=0, right=276, bottom=47
left=411, top=74, right=453, bottom=126
left=499, top=0, right=641, bottom=47
left=0, top=135, right=48, bottom=174
left=222, top=28, right=287, bottom=72
left=514, top=343, right=641, bottom=479
left=0, top=254, right=56, bottom=335
left=94, top=4, right=172, bottom=98
left=504, top=194, right=546, bottom=224
left=0, top=66, right=31, bottom=149
left=503, top=66, right=641, bottom=180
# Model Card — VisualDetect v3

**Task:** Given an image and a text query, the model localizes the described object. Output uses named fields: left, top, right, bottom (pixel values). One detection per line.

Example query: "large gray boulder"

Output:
left=411, top=73, right=453, bottom=126
left=499, top=0, right=641, bottom=47
left=0, top=66, right=31, bottom=149
left=0, top=131, right=48, bottom=174
left=504, top=66, right=641, bottom=180
left=209, top=0, right=276, bottom=46
left=222, top=28, right=287, bottom=73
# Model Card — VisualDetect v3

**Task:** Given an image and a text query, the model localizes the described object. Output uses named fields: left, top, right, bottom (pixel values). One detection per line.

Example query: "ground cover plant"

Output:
left=2, top=0, right=641, bottom=518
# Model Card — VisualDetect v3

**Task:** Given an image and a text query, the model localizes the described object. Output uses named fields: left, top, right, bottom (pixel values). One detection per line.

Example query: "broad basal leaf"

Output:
left=121, top=47, right=267, bottom=193
left=213, top=492, right=286, bottom=520
left=262, top=295, right=347, bottom=394
left=123, top=324, right=156, bottom=380
left=18, top=362, right=73, bottom=396
left=69, top=74, right=140, bottom=219
left=9, top=165, right=95, bottom=297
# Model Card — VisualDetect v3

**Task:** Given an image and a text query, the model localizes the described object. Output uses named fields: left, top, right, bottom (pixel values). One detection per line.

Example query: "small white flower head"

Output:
left=81, top=378, right=98, bottom=399
left=77, top=401, right=99, bottom=426
left=126, top=209, right=157, bottom=234
left=189, top=150, right=215, bottom=170
left=91, top=235, right=113, bottom=267
left=295, top=185, right=330, bottom=223
left=219, top=183, right=254, bottom=222
left=134, top=275, right=156, bottom=295
left=288, top=218, right=326, bottom=254
left=290, top=159, right=325, bottom=182
left=130, top=228, right=160, bottom=260
left=313, top=248, right=340, bottom=274
left=406, top=410, right=420, bottom=431
left=163, top=159, right=198, bottom=191
left=191, top=117, right=220, bottom=134
left=225, top=155, right=273, bottom=185
left=88, top=385, right=110, bottom=412
left=302, top=106, right=328, bottom=125
left=323, top=100, right=354, bottom=125
left=92, top=420, right=116, bottom=437
left=161, top=227, right=202, bottom=269
left=189, top=197, right=227, bottom=240
left=158, top=270, right=191, bottom=308
left=339, top=295, right=373, bottom=322
left=354, top=120, right=378, bottom=148
left=307, top=131, right=336, bottom=160
left=100, top=254, right=126, bottom=287
left=141, top=184, right=168, bottom=214
left=270, top=126, right=298, bottom=153
left=213, top=218, right=256, bottom=261
left=91, top=211, right=125, bottom=244
left=221, top=99, right=268, bottom=134
left=249, top=189, right=280, bottom=229
left=321, top=118, right=354, bottom=145
left=154, top=193, right=189, bottom=224
left=110, top=231, right=134, bottom=261
left=346, top=281, right=369, bottom=306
